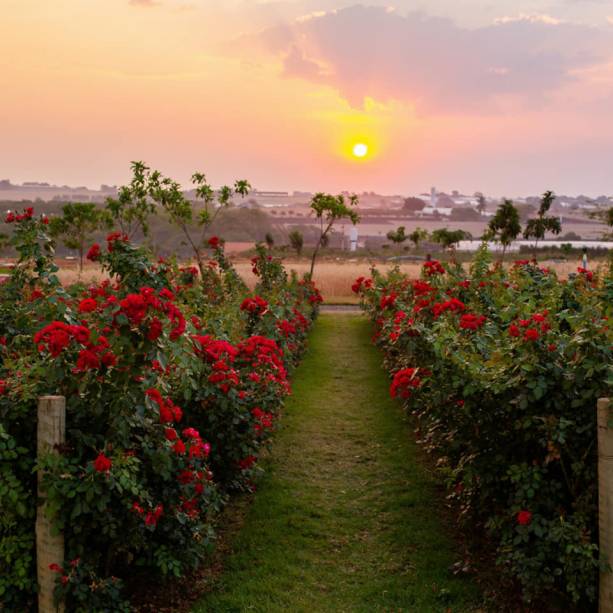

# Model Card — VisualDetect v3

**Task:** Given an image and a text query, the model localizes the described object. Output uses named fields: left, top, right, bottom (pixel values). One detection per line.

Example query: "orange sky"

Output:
left=1, top=1, right=612, bottom=196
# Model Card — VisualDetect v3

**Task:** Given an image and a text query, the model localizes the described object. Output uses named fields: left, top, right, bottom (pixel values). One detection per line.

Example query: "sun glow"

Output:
left=352, top=143, right=368, bottom=158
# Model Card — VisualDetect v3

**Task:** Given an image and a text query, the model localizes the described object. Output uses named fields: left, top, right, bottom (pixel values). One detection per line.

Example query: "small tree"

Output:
left=475, top=192, right=487, bottom=215
left=264, top=232, right=275, bottom=251
left=486, top=199, right=522, bottom=261
left=309, top=193, right=359, bottom=278
left=588, top=206, right=613, bottom=240
left=49, top=202, right=110, bottom=273
left=106, top=161, right=156, bottom=239
left=431, top=228, right=471, bottom=261
left=386, top=226, right=407, bottom=245
left=402, top=197, right=426, bottom=214
left=288, top=230, right=304, bottom=256
left=145, top=167, right=250, bottom=278
left=408, top=227, right=429, bottom=250
left=523, top=190, right=561, bottom=254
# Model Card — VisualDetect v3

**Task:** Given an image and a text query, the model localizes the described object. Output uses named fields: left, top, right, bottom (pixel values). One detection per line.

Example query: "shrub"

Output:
left=356, top=250, right=612, bottom=608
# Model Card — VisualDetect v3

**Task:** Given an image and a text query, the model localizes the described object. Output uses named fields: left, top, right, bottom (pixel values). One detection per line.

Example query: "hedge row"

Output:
left=0, top=211, right=320, bottom=611
left=355, top=248, right=612, bottom=609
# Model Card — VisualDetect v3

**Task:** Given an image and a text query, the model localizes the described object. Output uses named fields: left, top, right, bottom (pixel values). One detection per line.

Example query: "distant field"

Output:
left=47, top=255, right=608, bottom=304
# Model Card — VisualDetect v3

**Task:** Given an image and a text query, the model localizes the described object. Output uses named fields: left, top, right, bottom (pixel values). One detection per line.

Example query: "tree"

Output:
left=49, top=202, right=110, bottom=273
left=309, top=192, right=359, bottom=278
left=486, top=199, right=522, bottom=261
left=408, top=227, right=429, bottom=250
left=523, top=190, right=561, bottom=254
left=106, top=161, right=156, bottom=239
left=588, top=206, right=613, bottom=240
left=264, top=232, right=274, bottom=251
left=288, top=230, right=304, bottom=256
left=386, top=226, right=407, bottom=245
left=431, top=228, right=471, bottom=254
left=475, top=192, right=487, bottom=215
left=145, top=167, right=250, bottom=279
left=402, top=197, right=426, bottom=214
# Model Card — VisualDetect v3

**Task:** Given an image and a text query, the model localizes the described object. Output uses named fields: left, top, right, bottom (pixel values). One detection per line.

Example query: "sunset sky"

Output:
left=1, top=0, right=612, bottom=196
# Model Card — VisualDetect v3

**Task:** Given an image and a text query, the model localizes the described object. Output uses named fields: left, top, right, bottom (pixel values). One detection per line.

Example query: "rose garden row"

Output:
left=355, top=248, right=612, bottom=608
left=0, top=210, right=320, bottom=611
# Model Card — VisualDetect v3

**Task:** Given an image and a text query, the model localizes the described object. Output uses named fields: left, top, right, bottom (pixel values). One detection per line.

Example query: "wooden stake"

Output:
left=36, top=396, right=66, bottom=613
left=598, top=398, right=613, bottom=613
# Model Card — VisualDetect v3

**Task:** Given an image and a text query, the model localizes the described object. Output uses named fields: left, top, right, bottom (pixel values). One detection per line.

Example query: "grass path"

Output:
left=194, top=314, right=479, bottom=612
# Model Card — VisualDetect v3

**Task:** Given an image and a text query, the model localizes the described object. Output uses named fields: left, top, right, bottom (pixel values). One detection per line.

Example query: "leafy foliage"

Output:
left=0, top=207, right=317, bottom=610
left=523, top=191, right=562, bottom=250
left=308, top=192, right=359, bottom=277
left=355, top=253, right=612, bottom=608
left=486, top=199, right=522, bottom=260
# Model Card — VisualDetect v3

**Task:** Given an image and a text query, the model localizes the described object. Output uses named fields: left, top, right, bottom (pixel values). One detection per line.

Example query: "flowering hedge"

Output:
left=0, top=210, right=319, bottom=610
left=355, top=247, right=612, bottom=608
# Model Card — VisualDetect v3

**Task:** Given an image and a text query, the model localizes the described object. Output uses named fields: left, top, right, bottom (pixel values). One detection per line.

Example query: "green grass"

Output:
left=194, top=314, right=480, bottom=612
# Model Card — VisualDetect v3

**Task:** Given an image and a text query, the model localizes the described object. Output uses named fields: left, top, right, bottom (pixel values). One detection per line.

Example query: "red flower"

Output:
left=240, top=296, right=268, bottom=316
left=422, top=260, right=445, bottom=276
left=208, top=236, right=221, bottom=249
left=147, top=317, right=163, bottom=341
left=106, top=232, right=128, bottom=252
left=76, top=349, right=100, bottom=371
left=379, top=293, right=397, bottom=310
left=524, top=328, right=540, bottom=342
left=86, top=243, right=101, bottom=261
left=173, top=440, right=186, bottom=455
left=509, top=324, right=520, bottom=337
left=78, top=298, right=97, bottom=313
left=390, top=367, right=425, bottom=400
left=49, top=563, right=64, bottom=574
left=93, top=452, right=112, bottom=473
left=238, top=455, right=257, bottom=470
left=101, top=352, right=117, bottom=367
left=165, top=427, right=178, bottom=441
left=517, top=510, right=532, bottom=526
left=459, top=313, right=486, bottom=330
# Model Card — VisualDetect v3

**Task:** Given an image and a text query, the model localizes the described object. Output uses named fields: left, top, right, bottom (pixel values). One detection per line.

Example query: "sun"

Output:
left=352, top=143, right=368, bottom=158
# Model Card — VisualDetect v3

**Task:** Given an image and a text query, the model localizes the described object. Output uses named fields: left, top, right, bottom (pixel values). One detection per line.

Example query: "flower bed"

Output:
left=355, top=248, right=612, bottom=608
left=0, top=210, right=319, bottom=610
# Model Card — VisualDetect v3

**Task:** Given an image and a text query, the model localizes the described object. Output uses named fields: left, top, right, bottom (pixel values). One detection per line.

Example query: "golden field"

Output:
left=48, top=256, right=608, bottom=304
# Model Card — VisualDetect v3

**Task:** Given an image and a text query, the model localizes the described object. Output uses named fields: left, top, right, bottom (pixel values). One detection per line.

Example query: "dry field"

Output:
left=48, top=256, right=608, bottom=304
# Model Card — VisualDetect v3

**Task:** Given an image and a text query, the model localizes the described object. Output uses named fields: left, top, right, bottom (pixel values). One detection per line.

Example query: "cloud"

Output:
left=494, top=13, right=562, bottom=25
left=129, top=0, right=159, bottom=6
left=244, top=5, right=613, bottom=114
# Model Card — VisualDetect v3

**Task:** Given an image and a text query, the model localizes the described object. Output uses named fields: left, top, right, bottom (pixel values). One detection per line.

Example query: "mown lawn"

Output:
left=193, top=314, right=480, bottom=612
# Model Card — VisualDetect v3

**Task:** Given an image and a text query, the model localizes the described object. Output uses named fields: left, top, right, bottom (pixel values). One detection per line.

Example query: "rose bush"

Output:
left=355, top=247, right=612, bottom=609
left=0, top=210, right=318, bottom=610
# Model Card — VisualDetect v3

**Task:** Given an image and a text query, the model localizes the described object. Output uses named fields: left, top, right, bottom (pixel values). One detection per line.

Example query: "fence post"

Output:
left=36, top=395, right=66, bottom=613
left=599, top=397, right=613, bottom=613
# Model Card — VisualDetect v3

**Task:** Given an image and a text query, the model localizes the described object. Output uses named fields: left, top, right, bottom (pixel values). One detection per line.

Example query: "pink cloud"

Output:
left=248, top=5, right=613, bottom=114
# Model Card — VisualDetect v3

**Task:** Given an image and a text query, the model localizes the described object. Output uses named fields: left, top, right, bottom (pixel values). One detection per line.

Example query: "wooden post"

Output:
left=599, top=397, right=613, bottom=613
left=36, top=396, right=66, bottom=613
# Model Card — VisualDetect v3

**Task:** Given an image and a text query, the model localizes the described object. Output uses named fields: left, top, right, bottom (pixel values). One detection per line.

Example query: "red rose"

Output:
left=517, top=510, right=532, bottom=526
left=86, top=243, right=101, bottom=261
left=524, top=328, right=539, bottom=342
left=78, top=298, right=97, bottom=313
left=208, top=236, right=220, bottom=249
left=147, top=317, right=163, bottom=341
left=165, top=428, right=178, bottom=441
left=93, top=452, right=112, bottom=473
